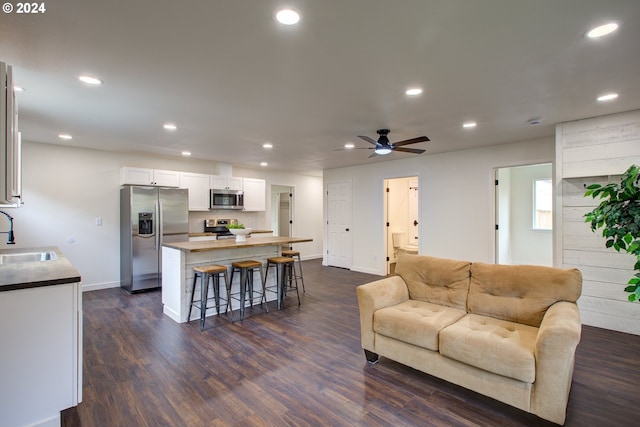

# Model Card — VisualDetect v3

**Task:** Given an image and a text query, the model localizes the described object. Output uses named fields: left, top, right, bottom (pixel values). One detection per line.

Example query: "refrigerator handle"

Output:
left=158, top=199, right=163, bottom=249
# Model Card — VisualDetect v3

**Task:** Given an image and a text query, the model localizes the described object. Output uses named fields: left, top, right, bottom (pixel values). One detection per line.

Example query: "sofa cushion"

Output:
left=468, top=262, right=582, bottom=327
left=374, top=300, right=467, bottom=351
left=395, top=254, right=471, bottom=310
left=439, top=314, right=538, bottom=383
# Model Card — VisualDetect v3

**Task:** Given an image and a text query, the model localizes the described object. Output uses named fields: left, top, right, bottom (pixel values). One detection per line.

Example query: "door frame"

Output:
left=383, top=174, right=420, bottom=275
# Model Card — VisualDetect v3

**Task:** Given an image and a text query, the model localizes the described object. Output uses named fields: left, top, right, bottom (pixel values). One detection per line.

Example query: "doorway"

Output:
left=495, top=163, right=553, bottom=266
left=270, top=185, right=293, bottom=239
left=384, top=176, right=419, bottom=274
left=326, top=181, right=352, bottom=269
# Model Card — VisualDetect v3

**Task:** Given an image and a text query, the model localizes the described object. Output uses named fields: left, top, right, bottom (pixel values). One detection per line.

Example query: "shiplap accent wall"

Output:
left=556, top=110, right=640, bottom=335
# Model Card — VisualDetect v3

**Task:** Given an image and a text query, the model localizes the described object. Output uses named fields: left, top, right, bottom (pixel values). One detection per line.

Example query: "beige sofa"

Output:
left=356, top=254, right=582, bottom=425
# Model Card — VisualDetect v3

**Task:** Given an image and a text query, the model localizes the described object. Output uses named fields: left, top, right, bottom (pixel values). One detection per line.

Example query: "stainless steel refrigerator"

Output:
left=120, top=186, right=189, bottom=293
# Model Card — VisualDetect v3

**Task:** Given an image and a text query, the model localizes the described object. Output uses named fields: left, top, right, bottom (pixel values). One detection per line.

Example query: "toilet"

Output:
left=392, top=232, right=418, bottom=260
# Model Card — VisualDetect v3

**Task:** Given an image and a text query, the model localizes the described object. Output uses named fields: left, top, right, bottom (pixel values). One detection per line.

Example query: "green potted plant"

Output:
left=584, top=164, right=640, bottom=302
left=227, top=223, right=252, bottom=242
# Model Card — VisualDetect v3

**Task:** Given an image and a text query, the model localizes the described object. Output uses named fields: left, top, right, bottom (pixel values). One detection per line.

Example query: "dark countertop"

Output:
left=0, top=246, right=81, bottom=292
left=164, top=236, right=312, bottom=253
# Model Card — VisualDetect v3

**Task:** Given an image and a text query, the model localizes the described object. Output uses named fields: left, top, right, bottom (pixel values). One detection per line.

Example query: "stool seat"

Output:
left=281, top=250, right=299, bottom=257
left=194, top=264, right=227, bottom=274
left=232, top=260, right=262, bottom=269
left=266, top=256, right=295, bottom=264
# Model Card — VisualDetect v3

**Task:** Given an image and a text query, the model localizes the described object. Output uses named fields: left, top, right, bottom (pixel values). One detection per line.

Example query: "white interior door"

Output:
left=327, top=181, right=352, bottom=268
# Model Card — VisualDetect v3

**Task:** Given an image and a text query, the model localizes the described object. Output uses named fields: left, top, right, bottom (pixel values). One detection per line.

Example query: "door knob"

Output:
left=413, top=220, right=418, bottom=226
left=345, top=228, right=350, bottom=232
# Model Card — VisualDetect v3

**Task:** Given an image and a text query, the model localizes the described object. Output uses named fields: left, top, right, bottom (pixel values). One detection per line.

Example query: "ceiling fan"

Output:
left=356, top=129, right=430, bottom=157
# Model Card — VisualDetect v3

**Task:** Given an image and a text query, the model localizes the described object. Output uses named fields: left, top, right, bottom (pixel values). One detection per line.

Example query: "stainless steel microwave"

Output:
left=210, top=189, right=244, bottom=210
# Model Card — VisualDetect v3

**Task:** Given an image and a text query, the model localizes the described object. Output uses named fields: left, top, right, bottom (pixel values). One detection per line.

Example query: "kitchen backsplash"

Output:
left=188, top=210, right=266, bottom=233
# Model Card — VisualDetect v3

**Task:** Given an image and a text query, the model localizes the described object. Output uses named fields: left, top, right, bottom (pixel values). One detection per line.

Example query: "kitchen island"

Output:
left=162, top=236, right=312, bottom=323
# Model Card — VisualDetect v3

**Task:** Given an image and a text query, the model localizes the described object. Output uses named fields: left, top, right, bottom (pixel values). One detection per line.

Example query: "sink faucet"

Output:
left=0, top=210, right=16, bottom=244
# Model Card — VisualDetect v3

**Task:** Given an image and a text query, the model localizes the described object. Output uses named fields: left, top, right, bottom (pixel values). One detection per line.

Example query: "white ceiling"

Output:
left=1, top=0, right=639, bottom=174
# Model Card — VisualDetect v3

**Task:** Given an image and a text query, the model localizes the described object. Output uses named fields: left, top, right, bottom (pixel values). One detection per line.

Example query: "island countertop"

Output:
left=0, top=246, right=81, bottom=292
left=163, top=235, right=312, bottom=253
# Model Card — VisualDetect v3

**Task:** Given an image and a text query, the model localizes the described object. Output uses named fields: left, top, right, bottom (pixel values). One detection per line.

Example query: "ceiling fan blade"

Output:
left=392, top=136, right=430, bottom=146
left=393, top=147, right=426, bottom=154
left=358, top=135, right=378, bottom=146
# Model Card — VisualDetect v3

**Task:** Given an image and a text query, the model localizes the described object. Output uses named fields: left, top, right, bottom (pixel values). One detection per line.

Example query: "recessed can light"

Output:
left=462, top=122, right=477, bottom=128
left=597, top=93, right=618, bottom=102
left=586, top=22, right=619, bottom=38
left=181, top=151, right=191, bottom=156
left=58, top=134, right=73, bottom=140
left=78, top=75, right=102, bottom=86
left=405, top=88, right=423, bottom=96
left=276, top=9, right=300, bottom=25
left=344, top=143, right=355, bottom=149
left=163, top=123, right=177, bottom=131
left=260, top=162, right=268, bottom=167
left=13, top=86, right=24, bottom=92
left=263, top=143, right=273, bottom=149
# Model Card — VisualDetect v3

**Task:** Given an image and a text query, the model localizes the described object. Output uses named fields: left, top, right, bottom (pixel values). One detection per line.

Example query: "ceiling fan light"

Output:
left=375, top=147, right=392, bottom=155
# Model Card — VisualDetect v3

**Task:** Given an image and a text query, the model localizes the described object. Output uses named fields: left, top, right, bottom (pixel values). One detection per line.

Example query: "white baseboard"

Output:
left=349, top=265, right=385, bottom=276
left=82, top=281, right=119, bottom=292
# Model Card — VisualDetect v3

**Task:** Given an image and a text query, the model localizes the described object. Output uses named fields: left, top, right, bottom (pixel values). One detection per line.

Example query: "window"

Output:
left=534, top=179, right=553, bottom=230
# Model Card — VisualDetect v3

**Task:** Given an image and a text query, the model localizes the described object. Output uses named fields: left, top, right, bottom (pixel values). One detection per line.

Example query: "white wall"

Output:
left=8, top=141, right=323, bottom=291
left=556, top=110, right=640, bottom=335
left=324, top=137, right=555, bottom=275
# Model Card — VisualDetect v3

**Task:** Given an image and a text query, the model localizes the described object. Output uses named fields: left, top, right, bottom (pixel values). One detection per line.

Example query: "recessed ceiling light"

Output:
left=263, top=143, right=273, bottom=149
left=586, top=22, right=619, bottom=38
left=462, top=122, right=477, bottom=128
left=260, top=162, right=268, bottom=167
left=58, top=134, right=73, bottom=140
left=163, top=123, right=177, bottom=131
left=78, top=75, right=102, bottom=86
left=597, top=93, right=618, bottom=102
left=275, top=9, right=300, bottom=25
left=405, top=88, right=423, bottom=96
left=527, top=118, right=542, bottom=125
left=344, top=143, right=355, bottom=149
left=181, top=151, right=191, bottom=156
left=13, top=86, right=24, bottom=92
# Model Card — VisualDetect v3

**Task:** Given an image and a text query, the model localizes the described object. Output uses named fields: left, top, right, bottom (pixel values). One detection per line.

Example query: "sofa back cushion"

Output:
left=395, top=254, right=471, bottom=310
left=468, top=262, right=582, bottom=327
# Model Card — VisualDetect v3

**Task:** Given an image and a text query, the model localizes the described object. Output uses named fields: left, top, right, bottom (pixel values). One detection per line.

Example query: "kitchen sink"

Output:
left=0, top=250, right=59, bottom=264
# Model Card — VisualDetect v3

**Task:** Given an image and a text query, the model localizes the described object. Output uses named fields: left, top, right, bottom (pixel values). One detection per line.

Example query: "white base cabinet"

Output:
left=0, top=282, right=82, bottom=427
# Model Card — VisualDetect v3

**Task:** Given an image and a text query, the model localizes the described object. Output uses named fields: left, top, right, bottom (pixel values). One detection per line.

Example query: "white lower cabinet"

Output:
left=0, top=282, right=82, bottom=427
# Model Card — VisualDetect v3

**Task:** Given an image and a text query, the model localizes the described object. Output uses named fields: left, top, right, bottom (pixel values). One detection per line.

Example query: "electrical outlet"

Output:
left=96, top=217, right=103, bottom=226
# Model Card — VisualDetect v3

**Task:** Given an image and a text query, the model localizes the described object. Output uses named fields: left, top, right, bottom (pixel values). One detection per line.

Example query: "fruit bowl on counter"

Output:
left=228, top=227, right=252, bottom=242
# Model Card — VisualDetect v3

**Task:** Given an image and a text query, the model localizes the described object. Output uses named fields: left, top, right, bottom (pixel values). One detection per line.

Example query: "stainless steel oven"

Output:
left=210, top=189, right=243, bottom=210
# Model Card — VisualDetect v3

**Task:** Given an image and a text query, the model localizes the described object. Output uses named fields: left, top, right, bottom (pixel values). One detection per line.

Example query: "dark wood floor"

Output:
left=63, top=259, right=639, bottom=426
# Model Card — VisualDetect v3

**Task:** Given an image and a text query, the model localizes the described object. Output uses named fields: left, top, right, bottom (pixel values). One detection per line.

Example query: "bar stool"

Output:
left=188, top=264, right=233, bottom=330
left=229, top=260, right=266, bottom=320
left=281, top=249, right=305, bottom=292
left=264, top=256, right=300, bottom=310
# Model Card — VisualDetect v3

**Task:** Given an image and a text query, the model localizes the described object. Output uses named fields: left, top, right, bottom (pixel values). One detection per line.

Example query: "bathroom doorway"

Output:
left=384, top=176, right=419, bottom=274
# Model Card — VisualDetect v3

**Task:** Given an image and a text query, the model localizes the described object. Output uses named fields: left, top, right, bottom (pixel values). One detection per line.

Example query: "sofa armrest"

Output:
left=531, top=301, right=582, bottom=425
left=356, top=276, right=409, bottom=351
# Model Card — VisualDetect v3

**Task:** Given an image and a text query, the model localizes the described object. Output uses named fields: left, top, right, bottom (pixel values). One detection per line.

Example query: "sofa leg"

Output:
left=364, top=349, right=379, bottom=365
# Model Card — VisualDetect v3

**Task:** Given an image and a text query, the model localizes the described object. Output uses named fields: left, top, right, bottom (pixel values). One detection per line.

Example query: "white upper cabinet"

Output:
left=120, top=167, right=180, bottom=187
left=179, top=172, right=210, bottom=211
left=242, top=178, right=266, bottom=211
left=210, top=175, right=243, bottom=191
